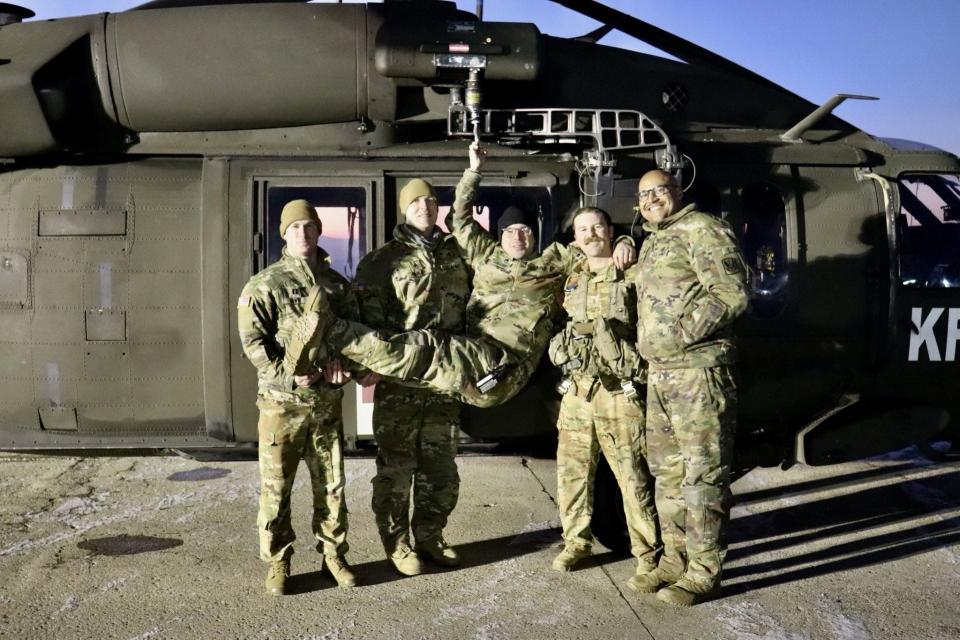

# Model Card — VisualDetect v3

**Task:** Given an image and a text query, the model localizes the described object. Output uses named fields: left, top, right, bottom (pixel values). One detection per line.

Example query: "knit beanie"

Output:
left=497, top=205, right=537, bottom=237
left=398, top=178, right=437, bottom=214
left=279, top=199, right=321, bottom=236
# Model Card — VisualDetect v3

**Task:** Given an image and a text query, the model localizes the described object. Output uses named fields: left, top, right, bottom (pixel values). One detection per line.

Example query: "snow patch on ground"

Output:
left=712, top=601, right=811, bottom=640
left=817, top=595, right=874, bottom=640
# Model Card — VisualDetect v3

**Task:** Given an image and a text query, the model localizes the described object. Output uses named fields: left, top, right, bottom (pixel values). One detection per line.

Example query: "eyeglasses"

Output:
left=636, top=184, right=674, bottom=202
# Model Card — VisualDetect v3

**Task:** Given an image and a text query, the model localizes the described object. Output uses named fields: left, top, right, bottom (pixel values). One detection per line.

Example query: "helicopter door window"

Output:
left=264, top=186, right=367, bottom=279
left=432, top=185, right=554, bottom=250
left=739, top=183, right=788, bottom=318
left=897, top=173, right=960, bottom=288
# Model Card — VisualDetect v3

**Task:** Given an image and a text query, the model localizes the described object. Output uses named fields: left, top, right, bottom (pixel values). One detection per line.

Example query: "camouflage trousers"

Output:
left=371, top=381, right=461, bottom=553
left=645, top=365, right=736, bottom=587
left=556, top=379, right=659, bottom=566
left=256, top=397, right=348, bottom=563
left=331, top=319, right=547, bottom=408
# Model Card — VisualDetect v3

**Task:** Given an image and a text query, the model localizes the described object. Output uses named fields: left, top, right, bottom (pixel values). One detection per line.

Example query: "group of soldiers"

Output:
left=237, top=142, right=749, bottom=607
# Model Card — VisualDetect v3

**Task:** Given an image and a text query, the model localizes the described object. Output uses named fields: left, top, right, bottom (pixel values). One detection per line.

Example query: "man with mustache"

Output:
left=546, top=206, right=658, bottom=590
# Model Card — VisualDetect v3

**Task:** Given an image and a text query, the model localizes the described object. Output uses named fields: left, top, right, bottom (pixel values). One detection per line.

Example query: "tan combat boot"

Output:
left=551, top=546, right=590, bottom=572
left=656, top=577, right=720, bottom=606
left=323, top=554, right=357, bottom=588
left=415, top=538, right=461, bottom=567
left=264, top=557, right=290, bottom=596
left=628, top=563, right=681, bottom=594
left=388, top=542, right=424, bottom=577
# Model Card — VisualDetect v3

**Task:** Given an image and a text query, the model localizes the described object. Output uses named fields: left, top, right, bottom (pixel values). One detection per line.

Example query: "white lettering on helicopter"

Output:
left=909, top=307, right=960, bottom=362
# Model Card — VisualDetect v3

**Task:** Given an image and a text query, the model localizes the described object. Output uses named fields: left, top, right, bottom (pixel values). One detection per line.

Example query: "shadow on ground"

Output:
left=723, top=462, right=960, bottom=596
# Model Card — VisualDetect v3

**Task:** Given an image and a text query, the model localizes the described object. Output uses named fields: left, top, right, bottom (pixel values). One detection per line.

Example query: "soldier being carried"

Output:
left=285, top=142, right=636, bottom=407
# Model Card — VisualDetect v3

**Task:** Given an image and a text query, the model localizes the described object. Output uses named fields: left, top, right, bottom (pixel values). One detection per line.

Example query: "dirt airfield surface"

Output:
left=0, top=446, right=958, bottom=640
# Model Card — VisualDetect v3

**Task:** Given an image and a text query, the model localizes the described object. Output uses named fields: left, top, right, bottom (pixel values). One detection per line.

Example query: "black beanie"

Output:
left=497, top=205, right=537, bottom=236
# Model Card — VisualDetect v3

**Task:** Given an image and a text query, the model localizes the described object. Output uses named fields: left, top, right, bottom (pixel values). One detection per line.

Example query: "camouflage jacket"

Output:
left=450, top=169, right=584, bottom=358
left=634, top=203, right=749, bottom=369
left=549, top=261, right=643, bottom=385
left=238, top=247, right=356, bottom=404
left=353, top=222, right=469, bottom=334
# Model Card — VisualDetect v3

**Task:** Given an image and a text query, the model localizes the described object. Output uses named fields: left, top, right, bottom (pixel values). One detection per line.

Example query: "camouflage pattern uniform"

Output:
left=634, top=203, right=749, bottom=588
left=333, top=168, right=584, bottom=407
left=353, top=222, right=470, bottom=554
left=548, top=261, right=658, bottom=567
left=237, top=247, right=356, bottom=563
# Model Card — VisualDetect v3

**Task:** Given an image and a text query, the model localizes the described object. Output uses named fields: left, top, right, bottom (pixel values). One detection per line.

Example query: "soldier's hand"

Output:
left=322, top=359, right=352, bottom=385
left=469, top=141, right=485, bottom=173
left=358, top=372, right=382, bottom=387
left=613, top=241, right=637, bottom=270
left=294, top=370, right=322, bottom=388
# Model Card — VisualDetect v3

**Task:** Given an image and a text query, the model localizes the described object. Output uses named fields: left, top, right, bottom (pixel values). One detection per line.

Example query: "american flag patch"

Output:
left=238, top=296, right=251, bottom=307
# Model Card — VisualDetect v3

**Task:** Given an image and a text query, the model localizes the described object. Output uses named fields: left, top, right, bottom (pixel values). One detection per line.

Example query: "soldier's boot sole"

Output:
left=283, top=286, right=334, bottom=376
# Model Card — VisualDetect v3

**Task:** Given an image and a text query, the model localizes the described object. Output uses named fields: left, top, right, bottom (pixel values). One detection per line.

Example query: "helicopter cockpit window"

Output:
left=432, top=185, right=554, bottom=251
left=897, top=173, right=960, bottom=289
left=265, top=186, right=367, bottom=279
left=739, top=183, right=788, bottom=318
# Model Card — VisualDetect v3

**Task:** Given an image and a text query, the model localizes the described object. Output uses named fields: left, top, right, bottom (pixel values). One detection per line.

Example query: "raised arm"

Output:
left=449, top=142, right=498, bottom=265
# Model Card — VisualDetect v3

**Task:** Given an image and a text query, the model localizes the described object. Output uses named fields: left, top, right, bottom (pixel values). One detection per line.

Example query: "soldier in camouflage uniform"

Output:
left=546, top=207, right=659, bottom=591
left=352, top=175, right=471, bottom=576
left=311, top=143, right=634, bottom=407
left=632, top=170, right=749, bottom=606
left=237, top=199, right=359, bottom=595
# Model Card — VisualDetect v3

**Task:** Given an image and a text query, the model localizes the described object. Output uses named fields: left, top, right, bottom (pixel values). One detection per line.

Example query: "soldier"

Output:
left=546, top=207, right=659, bottom=592
left=296, top=143, right=635, bottom=408
left=632, top=170, right=749, bottom=606
left=236, top=199, right=359, bottom=595
left=351, top=173, right=471, bottom=577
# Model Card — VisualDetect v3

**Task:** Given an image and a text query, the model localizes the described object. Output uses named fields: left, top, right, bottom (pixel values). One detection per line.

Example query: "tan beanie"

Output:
left=279, top=199, right=321, bottom=236
left=398, top=178, right=437, bottom=214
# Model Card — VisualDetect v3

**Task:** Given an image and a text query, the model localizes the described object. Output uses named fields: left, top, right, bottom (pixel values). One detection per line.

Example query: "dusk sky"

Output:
left=20, top=0, right=960, bottom=155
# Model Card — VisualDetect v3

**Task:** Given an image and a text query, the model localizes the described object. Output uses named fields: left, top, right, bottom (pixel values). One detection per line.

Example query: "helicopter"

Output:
left=0, top=0, right=957, bottom=550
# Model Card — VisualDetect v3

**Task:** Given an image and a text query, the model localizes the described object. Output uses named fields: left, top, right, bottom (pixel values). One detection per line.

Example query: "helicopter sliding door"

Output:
left=891, top=173, right=960, bottom=393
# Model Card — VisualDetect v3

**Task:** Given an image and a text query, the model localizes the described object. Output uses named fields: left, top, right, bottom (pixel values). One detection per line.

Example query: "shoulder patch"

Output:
left=238, top=296, right=251, bottom=307
left=564, top=277, right=579, bottom=292
left=722, top=256, right=744, bottom=275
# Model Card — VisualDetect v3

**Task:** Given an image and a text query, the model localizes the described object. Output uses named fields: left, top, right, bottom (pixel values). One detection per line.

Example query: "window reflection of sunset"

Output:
left=314, top=206, right=357, bottom=239
left=312, top=205, right=364, bottom=279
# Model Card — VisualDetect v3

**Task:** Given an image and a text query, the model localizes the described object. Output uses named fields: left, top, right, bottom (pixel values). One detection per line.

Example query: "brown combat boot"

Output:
left=264, top=557, right=290, bottom=596
left=415, top=538, right=461, bottom=567
left=388, top=542, right=424, bottom=577
left=656, top=577, right=721, bottom=606
left=323, top=554, right=357, bottom=588
left=551, top=546, right=591, bottom=572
